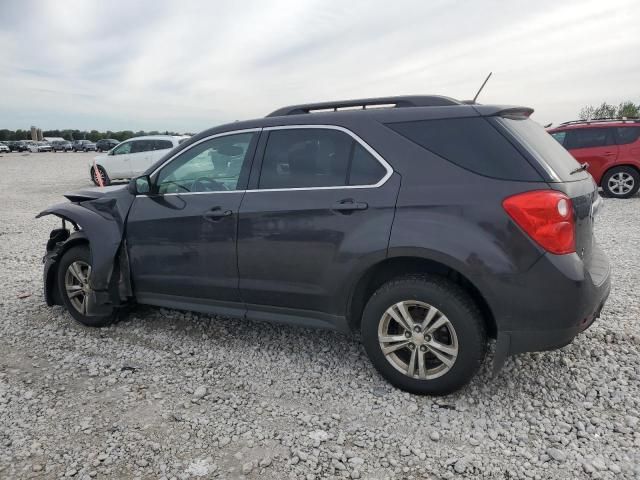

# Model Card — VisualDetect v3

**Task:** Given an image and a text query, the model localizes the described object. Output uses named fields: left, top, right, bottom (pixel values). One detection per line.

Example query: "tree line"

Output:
left=0, top=129, right=193, bottom=142
left=579, top=101, right=639, bottom=120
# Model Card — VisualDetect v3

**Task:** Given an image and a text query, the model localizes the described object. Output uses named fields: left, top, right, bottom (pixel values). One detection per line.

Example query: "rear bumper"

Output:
left=492, top=242, right=611, bottom=369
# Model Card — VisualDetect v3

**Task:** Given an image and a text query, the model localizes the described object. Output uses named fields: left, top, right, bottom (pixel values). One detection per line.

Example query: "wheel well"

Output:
left=347, top=256, right=497, bottom=338
left=600, top=164, right=640, bottom=184
left=45, top=237, right=90, bottom=306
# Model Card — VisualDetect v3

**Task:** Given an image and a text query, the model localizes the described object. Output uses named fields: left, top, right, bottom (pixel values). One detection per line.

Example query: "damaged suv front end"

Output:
left=37, top=186, right=135, bottom=316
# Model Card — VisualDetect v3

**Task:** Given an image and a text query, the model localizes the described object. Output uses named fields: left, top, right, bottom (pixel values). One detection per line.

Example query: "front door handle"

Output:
left=203, top=207, right=233, bottom=221
left=331, top=199, right=368, bottom=213
left=603, top=151, right=616, bottom=156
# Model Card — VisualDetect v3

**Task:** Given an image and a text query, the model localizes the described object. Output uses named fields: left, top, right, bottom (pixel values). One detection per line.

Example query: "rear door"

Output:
left=147, top=139, right=175, bottom=169
left=565, top=127, right=618, bottom=184
left=128, top=140, right=154, bottom=177
left=237, top=126, right=400, bottom=323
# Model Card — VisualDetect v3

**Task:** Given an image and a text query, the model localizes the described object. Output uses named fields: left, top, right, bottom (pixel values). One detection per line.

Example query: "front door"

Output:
left=237, top=126, right=400, bottom=323
left=107, top=140, right=134, bottom=178
left=126, top=131, right=259, bottom=312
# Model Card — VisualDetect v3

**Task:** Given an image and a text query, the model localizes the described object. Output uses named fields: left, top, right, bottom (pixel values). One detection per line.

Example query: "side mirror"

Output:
left=129, top=175, right=151, bottom=195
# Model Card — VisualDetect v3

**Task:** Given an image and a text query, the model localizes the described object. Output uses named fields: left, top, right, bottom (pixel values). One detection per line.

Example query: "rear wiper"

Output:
left=570, top=162, right=589, bottom=175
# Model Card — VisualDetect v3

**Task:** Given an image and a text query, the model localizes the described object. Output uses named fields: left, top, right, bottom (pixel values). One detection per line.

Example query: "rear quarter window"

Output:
left=386, top=117, right=542, bottom=181
left=616, top=126, right=640, bottom=145
left=497, top=118, right=588, bottom=182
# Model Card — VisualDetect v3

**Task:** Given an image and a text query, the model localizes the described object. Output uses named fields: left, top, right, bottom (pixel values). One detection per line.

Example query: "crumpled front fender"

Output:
left=37, top=201, right=125, bottom=292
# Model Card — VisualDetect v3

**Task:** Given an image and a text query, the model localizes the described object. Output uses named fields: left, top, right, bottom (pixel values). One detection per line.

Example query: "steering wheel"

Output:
left=191, top=177, right=229, bottom=192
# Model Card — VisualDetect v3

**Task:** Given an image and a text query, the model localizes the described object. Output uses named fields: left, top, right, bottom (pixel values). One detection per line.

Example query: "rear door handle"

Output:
left=203, top=207, right=233, bottom=221
left=603, top=151, right=616, bottom=156
left=331, top=199, right=368, bottom=213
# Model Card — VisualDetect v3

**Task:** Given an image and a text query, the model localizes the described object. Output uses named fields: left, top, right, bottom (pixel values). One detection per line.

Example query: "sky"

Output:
left=0, top=0, right=639, bottom=133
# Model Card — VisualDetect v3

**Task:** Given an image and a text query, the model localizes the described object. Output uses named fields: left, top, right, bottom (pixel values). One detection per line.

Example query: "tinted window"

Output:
left=131, top=140, right=152, bottom=153
left=156, top=133, right=255, bottom=194
left=153, top=140, right=173, bottom=150
left=565, top=128, right=613, bottom=149
left=497, top=118, right=587, bottom=182
left=616, top=127, right=640, bottom=145
left=388, top=117, right=542, bottom=181
left=259, top=129, right=352, bottom=189
left=550, top=131, right=566, bottom=145
left=348, top=143, right=386, bottom=185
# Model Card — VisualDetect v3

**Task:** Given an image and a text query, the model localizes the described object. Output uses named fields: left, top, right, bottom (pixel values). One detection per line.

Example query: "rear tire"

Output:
left=91, top=165, right=111, bottom=186
left=601, top=166, right=640, bottom=198
left=57, top=245, right=117, bottom=327
left=361, top=274, right=486, bottom=395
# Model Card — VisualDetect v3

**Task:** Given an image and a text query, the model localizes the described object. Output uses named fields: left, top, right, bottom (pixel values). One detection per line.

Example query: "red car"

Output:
left=548, top=119, right=640, bottom=198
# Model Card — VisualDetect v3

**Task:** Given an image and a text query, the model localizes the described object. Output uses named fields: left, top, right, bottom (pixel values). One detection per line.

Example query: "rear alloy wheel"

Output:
left=91, top=165, right=111, bottom=186
left=57, top=245, right=116, bottom=327
left=361, top=275, right=486, bottom=395
left=601, top=166, right=640, bottom=198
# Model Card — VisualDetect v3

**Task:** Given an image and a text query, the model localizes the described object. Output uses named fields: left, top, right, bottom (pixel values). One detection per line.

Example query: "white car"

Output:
left=90, top=135, right=187, bottom=185
left=0, top=143, right=9, bottom=153
left=28, top=141, right=53, bottom=153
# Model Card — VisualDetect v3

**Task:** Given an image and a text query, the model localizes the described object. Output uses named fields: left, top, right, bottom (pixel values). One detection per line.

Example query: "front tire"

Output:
left=91, top=165, right=111, bottom=186
left=361, top=275, right=486, bottom=395
left=57, top=245, right=116, bottom=327
left=601, top=166, right=640, bottom=198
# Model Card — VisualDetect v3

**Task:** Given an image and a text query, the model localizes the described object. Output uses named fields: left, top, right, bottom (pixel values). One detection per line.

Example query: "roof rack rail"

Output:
left=266, top=95, right=462, bottom=117
left=559, top=117, right=640, bottom=126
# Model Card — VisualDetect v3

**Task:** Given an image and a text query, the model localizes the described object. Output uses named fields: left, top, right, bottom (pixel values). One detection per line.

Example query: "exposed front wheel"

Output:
left=361, top=275, right=487, bottom=395
left=91, top=165, right=111, bottom=186
left=601, top=166, right=640, bottom=198
left=57, top=245, right=116, bottom=327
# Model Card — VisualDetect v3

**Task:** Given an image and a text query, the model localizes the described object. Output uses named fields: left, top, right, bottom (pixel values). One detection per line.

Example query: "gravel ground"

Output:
left=0, top=151, right=639, bottom=480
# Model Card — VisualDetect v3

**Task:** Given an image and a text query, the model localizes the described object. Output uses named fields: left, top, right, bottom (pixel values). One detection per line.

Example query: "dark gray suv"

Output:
left=38, top=96, right=610, bottom=394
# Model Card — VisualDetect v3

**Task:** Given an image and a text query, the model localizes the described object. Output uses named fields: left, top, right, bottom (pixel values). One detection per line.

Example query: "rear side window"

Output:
left=565, top=128, right=614, bottom=149
left=259, top=128, right=386, bottom=189
left=387, top=117, right=542, bottom=181
left=348, top=143, right=386, bottom=185
left=130, top=140, right=150, bottom=153
left=153, top=140, right=174, bottom=150
left=616, top=127, right=640, bottom=145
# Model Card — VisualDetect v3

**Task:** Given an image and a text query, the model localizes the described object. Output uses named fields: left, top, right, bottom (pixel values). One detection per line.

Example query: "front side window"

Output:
left=112, top=142, right=132, bottom=155
left=565, top=128, right=613, bottom=149
left=258, top=128, right=386, bottom=189
left=156, top=132, right=256, bottom=194
left=615, top=127, right=640, bottom=145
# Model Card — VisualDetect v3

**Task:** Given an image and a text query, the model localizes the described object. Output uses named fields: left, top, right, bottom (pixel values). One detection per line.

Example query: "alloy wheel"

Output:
left=378, top=300, right=458, bottom=380
left=64, top=260, right=92, bottom=315
left=608, top=172, right=635, bottom=196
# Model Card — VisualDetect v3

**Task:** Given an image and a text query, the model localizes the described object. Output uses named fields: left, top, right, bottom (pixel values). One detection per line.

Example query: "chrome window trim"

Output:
left=139, top=128, right=262, bottom=197
left=247, top=124, right=393, bottom=193
left=140, top=125, right=393, bottom=197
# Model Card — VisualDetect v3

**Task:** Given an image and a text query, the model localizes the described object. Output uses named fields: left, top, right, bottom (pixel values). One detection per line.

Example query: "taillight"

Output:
left=502, top=190, right=575, bottom=255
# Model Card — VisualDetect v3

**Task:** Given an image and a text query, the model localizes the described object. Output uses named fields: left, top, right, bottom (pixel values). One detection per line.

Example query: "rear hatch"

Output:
left=494, top=114, right=599, bottom=264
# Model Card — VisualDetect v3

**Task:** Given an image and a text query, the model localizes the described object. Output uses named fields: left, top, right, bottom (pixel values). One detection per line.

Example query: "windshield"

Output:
left=496, top=118, right=589, bottom=182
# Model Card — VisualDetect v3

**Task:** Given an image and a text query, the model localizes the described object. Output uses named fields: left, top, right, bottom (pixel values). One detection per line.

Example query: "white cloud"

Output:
left=0, top=0, right=638, bottom=132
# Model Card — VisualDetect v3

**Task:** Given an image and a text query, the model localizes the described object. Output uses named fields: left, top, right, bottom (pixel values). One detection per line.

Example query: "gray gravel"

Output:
left=1, top=151, right=639, bottom=479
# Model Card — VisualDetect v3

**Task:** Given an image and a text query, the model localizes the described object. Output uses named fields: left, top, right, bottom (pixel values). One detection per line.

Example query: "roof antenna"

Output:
left=471, top=72, right=492, bottom=104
